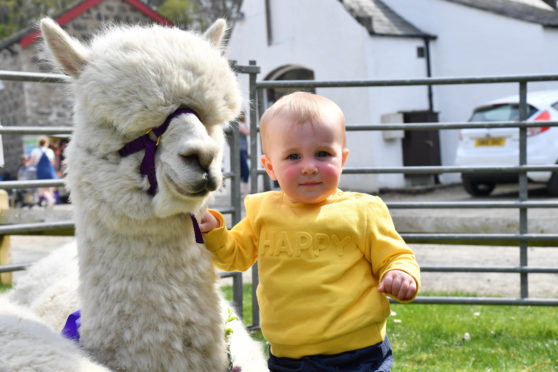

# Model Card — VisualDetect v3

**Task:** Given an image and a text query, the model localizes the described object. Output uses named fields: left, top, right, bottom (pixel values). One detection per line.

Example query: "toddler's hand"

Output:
left=378, top=270, right=417, bottom=302
left=198, top=211, right=220, bottom=233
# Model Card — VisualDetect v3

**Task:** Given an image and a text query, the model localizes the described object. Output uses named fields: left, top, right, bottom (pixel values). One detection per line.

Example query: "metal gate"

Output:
left=1, top=66, right=558, bottom=334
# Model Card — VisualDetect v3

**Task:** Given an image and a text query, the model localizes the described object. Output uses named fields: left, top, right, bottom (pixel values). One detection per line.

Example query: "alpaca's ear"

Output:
left=203, top=18, right=227, bottom=48
left=40, top=18, right=89, bottom=79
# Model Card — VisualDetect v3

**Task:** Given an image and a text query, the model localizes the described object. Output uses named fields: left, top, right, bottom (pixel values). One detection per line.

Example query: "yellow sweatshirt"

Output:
left=204, top=189, right=420, bottom=358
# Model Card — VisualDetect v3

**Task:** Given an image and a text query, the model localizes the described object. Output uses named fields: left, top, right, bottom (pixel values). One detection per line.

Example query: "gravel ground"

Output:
left=7, top=183, right=558, bottom=298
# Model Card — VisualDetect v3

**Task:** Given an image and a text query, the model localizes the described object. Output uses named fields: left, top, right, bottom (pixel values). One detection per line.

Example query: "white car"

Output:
left=455, top=89, right=558, bottom=196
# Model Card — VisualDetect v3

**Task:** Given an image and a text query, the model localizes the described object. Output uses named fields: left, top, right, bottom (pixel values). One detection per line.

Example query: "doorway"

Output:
left=264, top=65, right=315, bottom=109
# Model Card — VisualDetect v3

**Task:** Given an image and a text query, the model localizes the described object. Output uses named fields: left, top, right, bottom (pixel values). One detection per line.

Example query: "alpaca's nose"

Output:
left=180, top=153, right=206, bottom=171
left=180, top=150, right=220, bottom=192
left=180, top=143, right=218, bottom=171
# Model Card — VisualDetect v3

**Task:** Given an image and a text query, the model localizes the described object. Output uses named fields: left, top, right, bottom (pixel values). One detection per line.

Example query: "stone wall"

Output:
left=0, top=0, right=163, bottom=179
left=0, top=46, right=26, bottom=179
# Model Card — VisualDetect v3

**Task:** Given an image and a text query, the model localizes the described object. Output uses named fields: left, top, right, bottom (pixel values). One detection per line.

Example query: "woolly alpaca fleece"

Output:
left=35, top=18, right=267, bottom=371
left=7, top=241, right=79, bottom=332
left=3, top=241, right=268, bottom=371
left=0, top=297, right=110, bottom=372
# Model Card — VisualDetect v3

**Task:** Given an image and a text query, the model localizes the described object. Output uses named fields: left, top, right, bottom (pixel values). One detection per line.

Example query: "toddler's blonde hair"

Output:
left=260, top=92, right=346, bottom=152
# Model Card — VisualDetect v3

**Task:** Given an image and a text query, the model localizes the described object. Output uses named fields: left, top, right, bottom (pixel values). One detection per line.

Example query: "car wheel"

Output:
left=462, top=178, right=495, bottom=196
left=547, top=169, right=558, bottom=196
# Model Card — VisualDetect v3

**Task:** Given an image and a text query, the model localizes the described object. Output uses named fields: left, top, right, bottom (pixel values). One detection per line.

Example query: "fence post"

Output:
left=248, top=60, right=261, bottom=328
left=0, top=189, right=11, bottom=285
left=518, top=82, right=529, bottom=298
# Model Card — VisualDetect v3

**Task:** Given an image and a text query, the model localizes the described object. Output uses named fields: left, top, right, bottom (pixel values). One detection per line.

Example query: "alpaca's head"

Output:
left=40, top=18, right=241, bottom=220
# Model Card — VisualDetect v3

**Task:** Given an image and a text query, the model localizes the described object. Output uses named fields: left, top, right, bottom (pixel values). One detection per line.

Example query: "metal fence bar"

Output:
left=402, top=233, right=558, bottom=244
left=0, top=71, right=69, bottom=83
left=224, top=122, right=243, bottom=318
left=342, top=165, right=558, bottom=174
left=409, top=297, right=558, bottom=306
left=13, top=119, right=556, bottom=136
left=255, top=73, right=558, bottom=88
left=7, top=225, right=551, bottom=245
left=217, top=272, right=243, bottom=318
left=386, top=201, right=558, bottom=208
left=229, top=124, right=242, bottom=226
left=0, top=180, right=66, bottom=189
left=0, top=221, right=75, bottom=235
left=0, top=126, right=73, bottom=135
left=420, top=266, right=558, bottom=273
left=0, top=262, right=32, bottom=273
left=254, top=163, right=558, bottom=175
left=400, top=233, right=558, bottom=242
left=345, top=120, right=558, bottom=131
left=518, top=81, right=530, bottom=298
left=248, top=60, right=261, bottom=329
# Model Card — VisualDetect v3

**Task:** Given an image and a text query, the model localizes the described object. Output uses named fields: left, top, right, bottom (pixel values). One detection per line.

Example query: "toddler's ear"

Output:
left=341, top=149, right=349, bottom=167
left=260, top=154, right=277, bottom=180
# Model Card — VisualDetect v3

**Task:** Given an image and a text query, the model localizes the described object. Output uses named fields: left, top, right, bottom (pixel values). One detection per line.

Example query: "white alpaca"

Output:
left=4, top=17, right=266, bottom=372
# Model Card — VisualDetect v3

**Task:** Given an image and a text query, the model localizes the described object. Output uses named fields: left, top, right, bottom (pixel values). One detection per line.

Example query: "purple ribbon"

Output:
left=190, top=213, right=204, bottom=244
left=61, top=310, right=81, bottom=343
left=118, top=108, right=200, bottom=195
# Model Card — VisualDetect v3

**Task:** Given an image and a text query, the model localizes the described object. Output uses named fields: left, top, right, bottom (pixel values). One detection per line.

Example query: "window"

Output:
left=470, top=104, right=537, bottom=122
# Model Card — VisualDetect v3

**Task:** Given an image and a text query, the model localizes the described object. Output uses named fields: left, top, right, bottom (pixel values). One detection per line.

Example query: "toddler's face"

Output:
left=260, top=113, right=348, bottom=204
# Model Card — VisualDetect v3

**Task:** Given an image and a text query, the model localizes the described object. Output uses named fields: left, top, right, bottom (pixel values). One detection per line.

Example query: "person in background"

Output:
left=17, top=154, right=29, bottom=180
left=199, top=92, right=420, bottom=372
left=28, top=136, right=57, bottom=208
left=237, top=111, right=250, bottom=197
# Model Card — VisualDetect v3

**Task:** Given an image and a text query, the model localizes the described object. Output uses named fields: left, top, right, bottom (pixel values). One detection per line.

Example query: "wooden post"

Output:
left=0, top=189, right=11, bottom=285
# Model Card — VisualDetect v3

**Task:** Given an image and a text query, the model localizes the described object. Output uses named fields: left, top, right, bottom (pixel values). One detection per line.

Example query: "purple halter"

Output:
left=118, top=108, right=200, bottom=195
left=118, top=107, right=204, bottom=244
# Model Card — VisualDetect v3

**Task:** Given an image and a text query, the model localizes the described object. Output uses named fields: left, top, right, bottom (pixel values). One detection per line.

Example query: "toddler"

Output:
left=200, top=92, right=420, bottom=372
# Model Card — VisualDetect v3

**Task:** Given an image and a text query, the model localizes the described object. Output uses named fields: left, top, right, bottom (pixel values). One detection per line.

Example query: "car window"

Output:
left=552, top=101, right=558, bottom=111
left=470, top=104, right=537, bottom=122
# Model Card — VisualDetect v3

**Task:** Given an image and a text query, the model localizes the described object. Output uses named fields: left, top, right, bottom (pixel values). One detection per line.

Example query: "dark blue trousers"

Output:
left=268, top=336, right=393, bottom=372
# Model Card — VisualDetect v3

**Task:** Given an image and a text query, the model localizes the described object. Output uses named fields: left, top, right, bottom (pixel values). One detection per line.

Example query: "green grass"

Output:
left=390, top=302, right=557, bottom=371
left=221, top=285, right=557, bottom=371
left=0, top=283, right=11, bottom=293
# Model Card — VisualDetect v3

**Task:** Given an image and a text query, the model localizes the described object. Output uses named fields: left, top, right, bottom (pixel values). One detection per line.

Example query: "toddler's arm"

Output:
left=199, top=210, right=258, bottom=272
left=199, top=210, right=221, bottom=232
left=378, top=269, right=418, bottom=302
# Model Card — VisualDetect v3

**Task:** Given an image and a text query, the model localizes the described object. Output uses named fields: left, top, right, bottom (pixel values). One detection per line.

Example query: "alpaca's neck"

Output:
left=74, top=203, right=226, bottom=371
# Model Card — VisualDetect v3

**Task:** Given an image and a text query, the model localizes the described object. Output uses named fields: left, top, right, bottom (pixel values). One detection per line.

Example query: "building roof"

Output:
left=0, top=0, right=172, bottom=50
left=339, top=0, right=558, bottom=41
left=339, top=0, right=436, bottom=39
left=444, top=0, right=558, bottom=27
